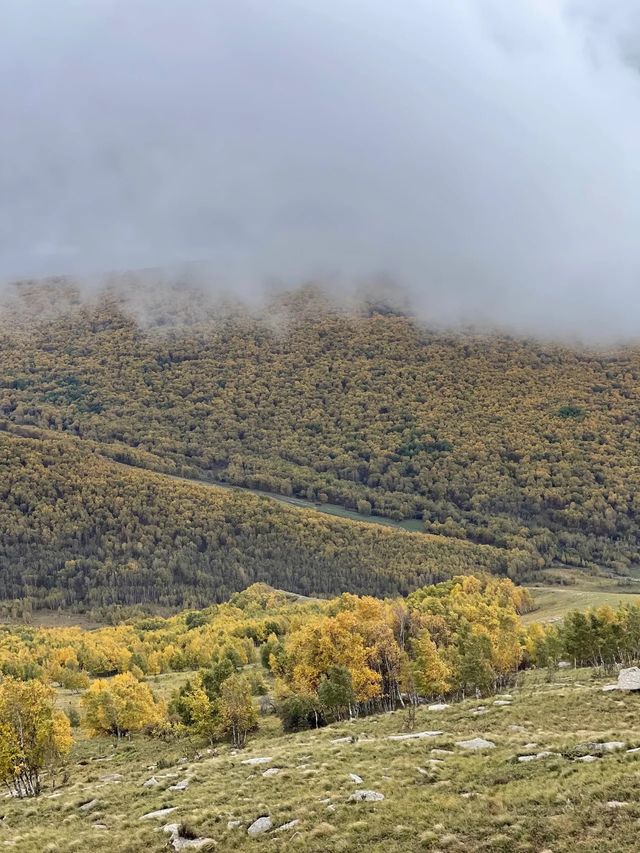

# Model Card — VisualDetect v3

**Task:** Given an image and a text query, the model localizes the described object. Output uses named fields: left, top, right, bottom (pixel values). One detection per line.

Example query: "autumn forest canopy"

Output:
left=0, top=279, right=639, bottom=609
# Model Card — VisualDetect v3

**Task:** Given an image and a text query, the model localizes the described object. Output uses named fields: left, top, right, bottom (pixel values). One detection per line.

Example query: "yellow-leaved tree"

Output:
left=413, top=633, right=452, bottom=698
left=81, top=672, right=163, bottom=739
left=218, top=673, right=257, bottom=748
left=0, top=677, right=73, bottom=797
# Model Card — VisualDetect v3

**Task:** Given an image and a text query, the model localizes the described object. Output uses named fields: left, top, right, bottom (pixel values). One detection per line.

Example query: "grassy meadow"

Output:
left=2, top=666, right=640, bottom=852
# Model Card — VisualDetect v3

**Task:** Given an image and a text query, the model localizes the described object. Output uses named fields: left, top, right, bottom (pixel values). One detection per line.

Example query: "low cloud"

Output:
left=2, top=1, right=640, bottom=337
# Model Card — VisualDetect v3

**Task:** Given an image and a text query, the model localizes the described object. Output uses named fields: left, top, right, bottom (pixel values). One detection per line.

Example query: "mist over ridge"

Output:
left=3, top=1, right=640, bottom=339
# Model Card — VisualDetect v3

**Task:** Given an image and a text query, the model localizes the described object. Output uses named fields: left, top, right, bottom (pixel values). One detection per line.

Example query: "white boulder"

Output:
left=617, top=667, right=640, bottom=690
left=456, top=738, right=495, bottom=750
left=247, top=816, right=272, bottom=836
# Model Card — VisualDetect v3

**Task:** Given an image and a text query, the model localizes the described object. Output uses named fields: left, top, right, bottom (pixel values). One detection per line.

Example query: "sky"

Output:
left=2, top=1, right=640, bottom=336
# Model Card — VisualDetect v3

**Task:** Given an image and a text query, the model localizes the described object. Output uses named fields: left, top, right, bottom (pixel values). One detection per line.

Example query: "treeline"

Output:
left=2, top=281, right=640, bottom=571
left=7, top=577, right=640, bottom=799
left=0, top=577, right=534, bottom=742
left=0, top=433, right=524, bottom=610
left=529, top=603, right=640, bottom=670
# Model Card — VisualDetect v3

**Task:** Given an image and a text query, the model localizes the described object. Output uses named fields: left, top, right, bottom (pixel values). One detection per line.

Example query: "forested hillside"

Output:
left=0, top=431, right=519, bottom=609
left=1, top=280, right=639, bottom=575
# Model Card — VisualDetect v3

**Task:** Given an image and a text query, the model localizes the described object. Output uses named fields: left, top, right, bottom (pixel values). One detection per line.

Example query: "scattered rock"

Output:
left=493, top=700, right=511, bottom=706
left=99, top=773, right=124, bottom=783
left=349, top=790, right=384, bottom=802
left=275, top=820, right=300, bottom=832
left=78, top=799, right=99, bottom=812
left=574, top=755, right=597, bottom=763
left=326, top=804, right=336, bottom=813
left=143, top=777, right=159, bottom=787
left=431, top=748, right=454, bottom=756
left=169, top=779, right=189, bottom=792
left=227, top=820, right=241, bottom=830
left=262, top=767, right=280, bottom=778
left=617, top=667, right=640, bottom=690
left=163, top=823, right=215, bottom=850
left=247, top=816, right=272, bottom=836
left=140, top=807, right=178, bottom=820
left=587, top=741, right=625, bottom=753
left=517, top=751, right=559, bottom=763
left=387, top=730, right=443, bottom=741
left=601, top=684, right=619, bottom=692
left=607, top=801, right=628, bottom=809
left=558, top=661, right=572, bottom=669
left=93, top=824, right=108, bottom=830
left=427, top=703, right=449, bottom=711
left=349, top=773, right=363, bottom=784
left=626, top=747, right=640, bottom=754
left=330, top=736, right=353, bottom=744
left=241, top=757, right=272, bottom=766
left=456, top=738, right=495, bottom=750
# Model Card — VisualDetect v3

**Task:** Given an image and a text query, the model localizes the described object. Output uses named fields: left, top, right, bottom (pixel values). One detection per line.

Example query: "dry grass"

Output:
left=3, top=667, right=640, bottom=851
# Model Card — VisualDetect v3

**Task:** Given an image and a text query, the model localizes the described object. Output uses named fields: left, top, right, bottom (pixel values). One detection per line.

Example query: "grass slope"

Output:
left=6, top=667, right=640, bottom=852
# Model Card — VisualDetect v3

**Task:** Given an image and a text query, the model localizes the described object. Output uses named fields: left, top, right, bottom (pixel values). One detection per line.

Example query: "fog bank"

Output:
left=2, top=1, right=640, bottom=337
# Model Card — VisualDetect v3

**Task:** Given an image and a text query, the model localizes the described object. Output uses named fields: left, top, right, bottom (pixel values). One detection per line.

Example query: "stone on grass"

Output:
left=275, top=820, right=300, bottom=832
left=428, top=703, right=449, bottom=711
left=387, top=730, right=443, bottom=741
left=601, top=684, right=619, bottom=692
left=349, top=789, right=384, bottom=802
left=626, top=747, right=640, bottom=755
left=494, top=700, right=511, bottom=706
left=169, top=779, right=189, bottom=791
left=574, top=755, right=597, bottom=763
left=78, top=799, right=98, bottom=812
left=617, top=667, right=640, bottom=690
left=140, top=807, right=177, bottom=820
left=607, top=801, right=628, bottom=809
left=330, top=736, right=353, bottom=744
left=588, top=741, right=625, bottom=753
left=227, top=820, right=241, bottom=830
left=93, top=824, right=108, bottom=830
left=517, top=751, right=558, bottom=763
left=349, top=773, right=363, bottom=784
left=143, top=777, right=159, bottom=787
left=558, top=661, right=572, bottom=669
left=163, top=823, right=215, bottom=850
left=241, top=756, right=272, bottom=766
left=456, top=738, right=495, bottom=750
left=247, top=816, right=273, bottom=836
left=431, top=748, right=454, bottom=756
left=262, top=767, right=280, bottom=778
left=99, top=773, right=124, bottom=783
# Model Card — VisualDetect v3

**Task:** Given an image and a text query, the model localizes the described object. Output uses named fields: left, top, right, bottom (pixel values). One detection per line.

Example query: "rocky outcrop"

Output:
left=617, top=667, right=640, bottom=690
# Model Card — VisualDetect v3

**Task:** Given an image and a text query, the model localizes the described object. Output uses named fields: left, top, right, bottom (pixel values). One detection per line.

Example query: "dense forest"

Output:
left=0, top=431, right=520, bottom=609
left=1, top=280, right=639, bottom=581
